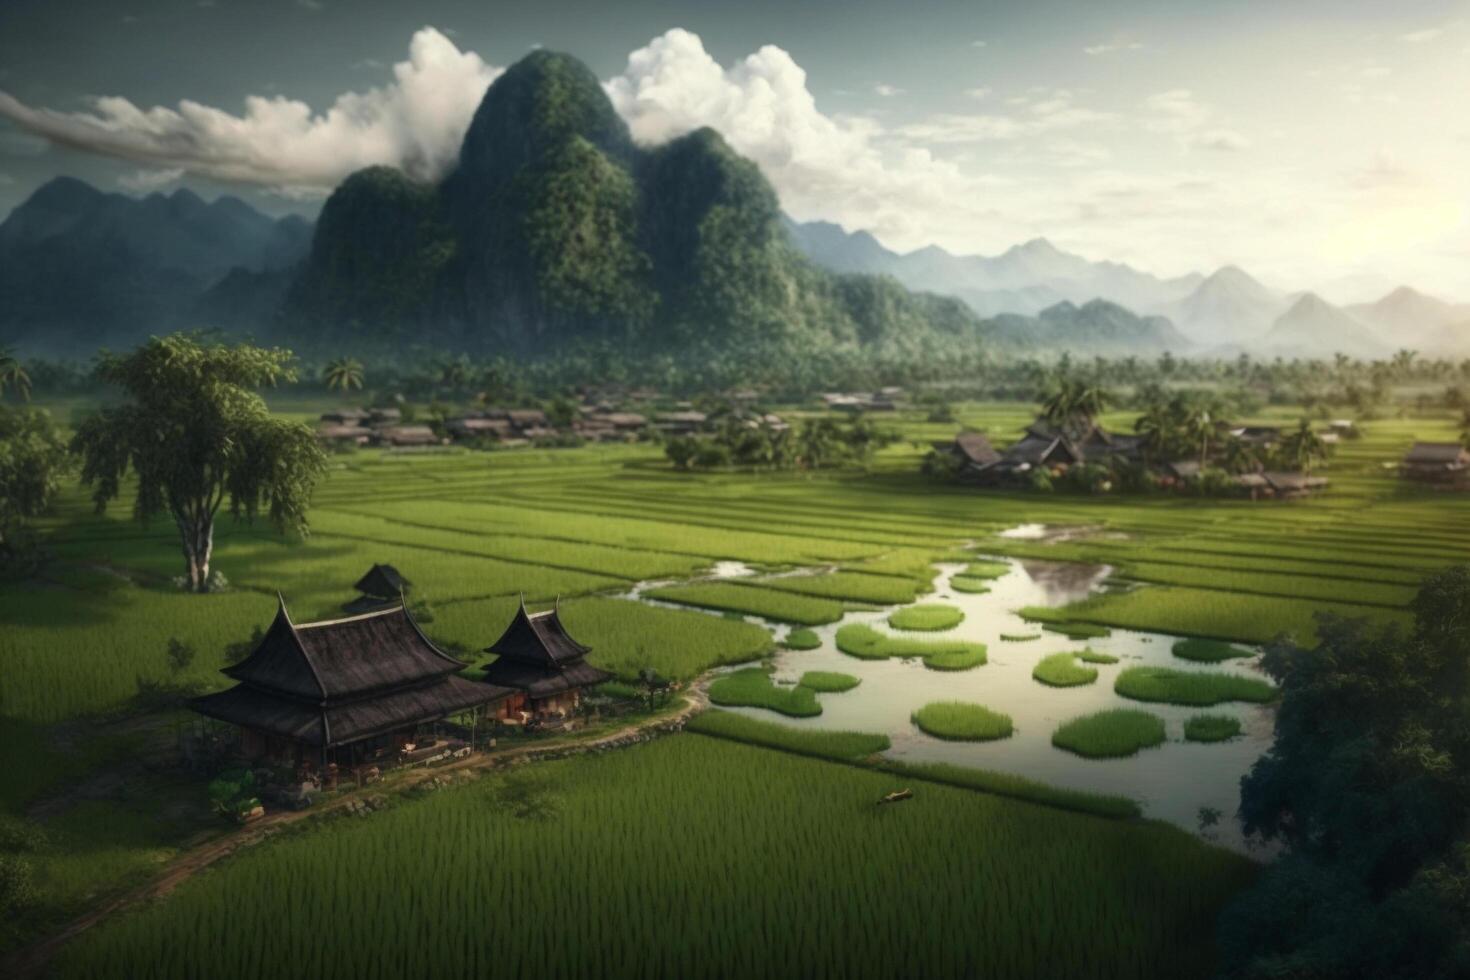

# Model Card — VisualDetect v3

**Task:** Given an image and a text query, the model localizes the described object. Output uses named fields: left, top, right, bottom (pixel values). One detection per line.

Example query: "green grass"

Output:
left=1077, top=649, right=1120, bottom=664
left=797, top=671, right=861, bottom=693
left=754, top=571, right=924, bottom=605
left=1114, top=666, right=1277, bottom=707
left=1184, top=714, right=1244, bottom=743
left=877, top=760, right=1141, bottom=820
left=53, top=736, right=1254, bottom=980
left=686, top=710, right=889, bottom=760
left=950, top=560, right=1008, bottom=594
left=834, top=624, right=987, bottom=669
left=1041, top=622, right=1112, bottom=640
left=780, top=628, right=822, bottom=650
left=1053, top=709, right=1168, bottom=759
left=1000, top=633, right=1041, bottom=642
left=1032, top=652, right=1100, bottom=687
left=912, top=701, right=1014, bottom=741
left=949, top=576, right=992, bottom=594
left=643, top=582, right=844, bottom=625
left=707, top=668, right=821, bottom=717
left=1172, top=639, right=1255, bottom=663
left=887, top=603, right=964, bottom=631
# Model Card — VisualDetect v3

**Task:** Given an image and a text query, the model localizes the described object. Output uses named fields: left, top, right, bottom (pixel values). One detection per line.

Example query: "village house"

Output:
left=1401, top=442, right=1470, bottom=485
left=479, top=598, right=611, bottom=728
left=191, top=599, right=511, bottom=781
left=343, top=563, right=411, bottom=614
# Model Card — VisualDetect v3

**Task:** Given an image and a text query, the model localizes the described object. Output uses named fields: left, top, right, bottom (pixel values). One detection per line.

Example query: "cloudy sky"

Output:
left=1, top=0, right=1466, bottom=301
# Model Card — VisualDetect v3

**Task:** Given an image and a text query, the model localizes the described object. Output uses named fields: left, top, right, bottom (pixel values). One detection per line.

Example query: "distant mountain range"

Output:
left=788, top=218, right=1469, bottom=357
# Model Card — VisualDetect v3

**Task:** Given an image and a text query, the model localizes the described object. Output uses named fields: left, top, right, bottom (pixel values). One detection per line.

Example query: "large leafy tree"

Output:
left=0, top=347, right=32, bottom=402
left=1040, top=378, right=1111, bottom=428
left=1218, top=567, right=1470, bottom=978
left=72, top=336, right=328, bottom=592
left=0, top=406, right=70, bottom=568
left=1274, top=418, right=1330, bottom=473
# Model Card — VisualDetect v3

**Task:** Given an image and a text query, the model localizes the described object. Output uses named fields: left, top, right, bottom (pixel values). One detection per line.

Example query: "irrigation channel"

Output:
left=629, top=532, right=1275, bottom=853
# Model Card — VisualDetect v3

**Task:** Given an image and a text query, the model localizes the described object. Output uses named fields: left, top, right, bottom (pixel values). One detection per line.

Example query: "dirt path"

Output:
left=3, top=686, right=708, bottom=980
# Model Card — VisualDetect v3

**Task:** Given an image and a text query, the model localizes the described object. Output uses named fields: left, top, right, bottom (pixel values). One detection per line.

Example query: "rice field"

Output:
left=707, top=668, right=822, bottom=717
left=685, top=710, right=891, bottom=760
left=780, top=628, right=821, bottom=650
left=798, top=671, right=861, bottom=693
left=53, top=736, right=1254, bottom=980
left=887, top=603, right=964, bottom=631
left=834, top=623, right=987, bottom=668
left=1184, top=715, right=1244, bottom=743
left=1114, top=667, right=1278, bottom=707
left=1033, top=652, right=1100, bottom=687
left=1172, top=639, right=1254, bottom=663
left=911, top=702, right=1014, bottom=741
left=1053, top=709, right=1169, bottom=759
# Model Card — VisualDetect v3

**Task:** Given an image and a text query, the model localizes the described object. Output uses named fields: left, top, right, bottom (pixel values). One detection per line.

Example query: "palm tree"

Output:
left=0, top=347, right=32, bottom=401
left=323, top=357, right=365, bottom=393
left=1134, top=399, right=1179, bottom=464
left=1041, top=378, right=1111, bottom=428
left=1276, top=419, right=1329, bottom=474
left=1219, top=435, right=1259, bottom=475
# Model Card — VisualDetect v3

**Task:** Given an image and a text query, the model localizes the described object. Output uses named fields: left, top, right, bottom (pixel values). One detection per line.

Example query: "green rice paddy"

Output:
left=887, top=603, right=964, bottom=631
left=797, top=671, right=861, bottom=693
left=707, top=668, right=822, bottom=717
left=780, top=628, right=821, bottom=650
left=834, top=624, right=987, bottom=669
left=1172, top=639, right=1255, bottom=663
left=1078, top=649, right=1120, bottom=664
left=1032, top=652, right=1100, bottom=687
left=912, top=701, right=1015, bottom=741
left=1184, top=715, right=1244, bottom=743
left=686, top=710, right=890, bottom=760
left=1052, top=709, right=1169, bottom=759
left=1042, top=621, right=1112, bottom=639
left=1114, top=667, right=1277, bottom=707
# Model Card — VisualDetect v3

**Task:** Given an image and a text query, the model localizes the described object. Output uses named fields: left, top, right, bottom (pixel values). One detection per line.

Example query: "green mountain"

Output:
left=285, top=50, right=986, bottom=359
left=990, top=299, right=1193, bottom=354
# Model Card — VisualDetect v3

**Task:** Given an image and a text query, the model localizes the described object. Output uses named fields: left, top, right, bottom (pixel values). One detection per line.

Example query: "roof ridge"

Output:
left=296, top=606, right=402, bottom=629
left=279, top=596, right=328, bottom=701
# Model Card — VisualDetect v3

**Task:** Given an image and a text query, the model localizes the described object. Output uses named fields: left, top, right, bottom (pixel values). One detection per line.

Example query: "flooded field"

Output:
left=634, top=552, right=1275, bottom=852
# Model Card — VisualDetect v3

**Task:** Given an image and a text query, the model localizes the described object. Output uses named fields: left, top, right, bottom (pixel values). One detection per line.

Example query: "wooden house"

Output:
left=1402, top=442, right=1470, bottom=484
left=191, top=599, right=509, bottom=773
left=480, top=599, right=611, bottom=726
left=343, top=563, right=410, bottom=614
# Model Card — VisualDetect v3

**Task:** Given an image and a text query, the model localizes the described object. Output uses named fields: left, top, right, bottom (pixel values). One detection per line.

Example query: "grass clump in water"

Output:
left=887, top=604, right=964, bottom=631
left=1115, top=666, right=1276, bottom=707
left=912, top=701, right=1014, bottom=741
left=1172, top=638, right=1254, bottom=663
left=1032, top=652, right=1099, bottom=687
left=1184, top=714, right=1243, bottom=742
left=797, top=671, right=860, bottom=693
left=781, top=628, right=821, bottom=651
left=834, top=624, right=986, bottom=669
left=708, top=668, right=820, bottom=717
left=686, top=710, right=888, bottom=760
left=1052, top=709, right=1167, bottom=758
left=950, top=576, right=992, bottom=594
left=1000, top=633, right=1041, bottom=643
left=1077, top=649, right=1119, bottom=664
left=1043, top=622, right=1112, bottom=640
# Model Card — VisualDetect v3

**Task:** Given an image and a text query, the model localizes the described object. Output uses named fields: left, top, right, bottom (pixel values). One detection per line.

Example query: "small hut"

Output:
left=191, top=599, right=509, bottom=774
left=1401, top=442, right=1470, bottom=485
left=344, top=563, right=411, bottom=614
left=480, top=598, right=611, bottom=726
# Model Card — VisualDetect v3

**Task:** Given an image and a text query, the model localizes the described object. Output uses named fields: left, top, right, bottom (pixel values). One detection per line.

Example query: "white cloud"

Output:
left=117, top=167, right=184, bottom=192
left=964, top=87, right=992, bottom=100
left=970, top=40, right=988, bottom=49
left=873, top=83, right=903, bottom=97
left=1084, top=40, right=1143, bottom=56
left=0, top=27, right=499, bottom=196
left=1400, top=27, right=1444, bottom=42
left=1194, top=129, right=1250, bottom=152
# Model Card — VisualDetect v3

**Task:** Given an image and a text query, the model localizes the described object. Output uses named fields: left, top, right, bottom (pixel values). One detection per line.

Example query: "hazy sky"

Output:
left=1, top=0, right=1466, bottom=300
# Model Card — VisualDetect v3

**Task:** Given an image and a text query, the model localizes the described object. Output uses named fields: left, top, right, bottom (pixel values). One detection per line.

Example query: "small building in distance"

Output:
left=376, top=424, right=441, bottom=448
left=191, top=599, right=509, bottom=773
left=480, top=599, right=611, bottom=727
left=1401, top=442, right=1470, bottom=485
left=344, top=563, right=411, bottom=614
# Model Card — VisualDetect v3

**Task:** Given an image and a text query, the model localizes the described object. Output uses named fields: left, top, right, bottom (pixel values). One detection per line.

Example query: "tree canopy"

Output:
left=0, top=405, right=70, bottom=572
left=72, top=335, right=328, bottom=591
left=1218, top=567, right=1470, bottom=978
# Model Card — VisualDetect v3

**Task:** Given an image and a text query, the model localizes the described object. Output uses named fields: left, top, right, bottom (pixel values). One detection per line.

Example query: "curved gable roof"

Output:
left=484, top=600, right=591, bottom=667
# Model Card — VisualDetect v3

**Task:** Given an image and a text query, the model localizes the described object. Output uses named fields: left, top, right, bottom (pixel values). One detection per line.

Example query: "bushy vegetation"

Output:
left=1053, top=709, right=1168, bottom=758
left=1172, top=639, right=1254, bottom=663
left=1115, top=666, right=1277, bottom=707
left=1184, top=715, right=1242, bottom=743
left=834, top=624, right=987, bottom=669
left=707, top=667, right=821, bottom=717
left=887, top=603, right=964, bottom=631
left=1033, top=652, right=1100, bottom=687
left=665, top=416, right=899, bottom=472
left=912, top=702, right=1014, bottom=741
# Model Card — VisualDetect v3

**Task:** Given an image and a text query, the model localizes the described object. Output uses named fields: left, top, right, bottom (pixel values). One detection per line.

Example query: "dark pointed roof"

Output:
left=354, top=563, right=410, bottom=598
left=484, top=599, right=591, bottom=667
left=195, top=598, right=511, bottom=748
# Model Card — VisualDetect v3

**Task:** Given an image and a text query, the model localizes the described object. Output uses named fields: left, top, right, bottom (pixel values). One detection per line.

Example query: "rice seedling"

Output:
left=797, top=671, right=861, bottom=693
left=707, top=668, right=821, bottom=717
left=834, top=624, right=987, bottom=669
left=1032, top=652, right=1099, bottom=687
left=1172, top=639, right=1255, bottom=663
left=912, top=701, right=1014, bottom=741
left=1114, top=667, right=1277, bottom=707
left=876, top=760, right=1140, bottom=820
left=53, top=737, right=1254, bottom=980
left=1053, top=709, right=1168, bottom=759
left=781, top=628, right=822, bottom=650
left=1184, top=715, right=1244, bottom=743
left=887, top=603, right=964, bottom=631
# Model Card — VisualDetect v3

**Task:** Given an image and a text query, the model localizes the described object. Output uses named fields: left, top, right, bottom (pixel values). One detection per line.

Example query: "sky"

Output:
left=0, top=0, right=1467, bottom=302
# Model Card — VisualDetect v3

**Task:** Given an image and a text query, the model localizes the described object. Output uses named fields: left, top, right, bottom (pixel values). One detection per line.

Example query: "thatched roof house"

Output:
left=480, top=599, right=610, bottom=723
left=192, top=600, right=509, bottom=767
left=1402, top=442, right=1470, bottom=483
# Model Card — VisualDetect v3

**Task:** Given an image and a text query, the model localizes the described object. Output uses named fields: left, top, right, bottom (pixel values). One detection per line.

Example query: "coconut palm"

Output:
left=1041, top=378, right=1111, bottom=428
left=1276, top=419, right=1329, bottom=474
left=1219, top=435, right=1259, bottom=475
left=1133, top=399, right=1180, bottom=464
left=322, top=357, right=365, bottom=392
left=0, top=347, right=32, bottom=401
